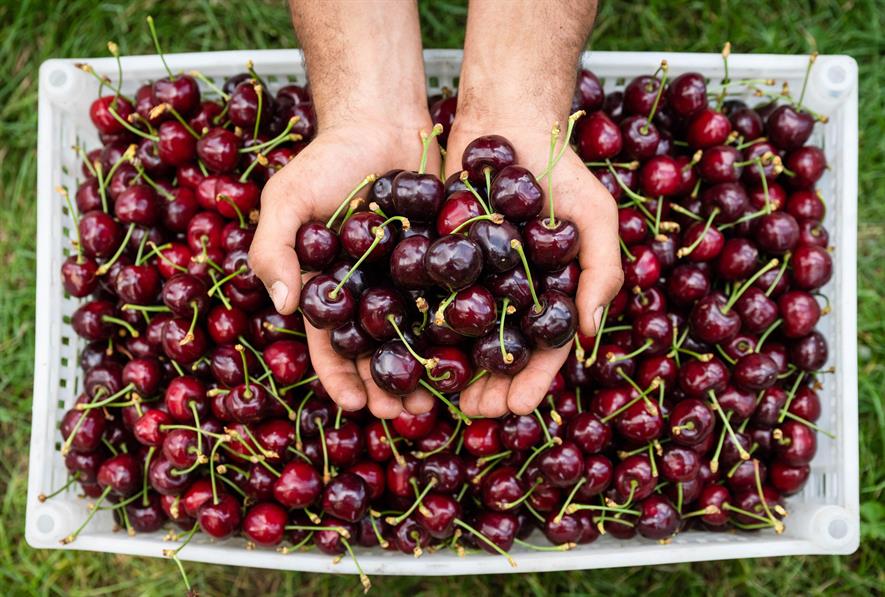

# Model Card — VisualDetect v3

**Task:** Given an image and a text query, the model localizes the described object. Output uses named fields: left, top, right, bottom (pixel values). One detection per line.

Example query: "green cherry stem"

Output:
left=329, top=216, right=408, bottom=299
left=723, top=258, right=780, bottom=313
left=642, top=61, right=669, bottom=134
left=510, top=239, right=542, bottom=312
left=146, top=16, right=174, bottom=79
left=418, top=124, right=444, bottom=175
left=459, top=172, right=492, bottom=215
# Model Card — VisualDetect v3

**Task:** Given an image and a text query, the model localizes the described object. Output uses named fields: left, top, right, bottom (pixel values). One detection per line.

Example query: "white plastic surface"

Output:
left=28, top=49, right=859, bottom=574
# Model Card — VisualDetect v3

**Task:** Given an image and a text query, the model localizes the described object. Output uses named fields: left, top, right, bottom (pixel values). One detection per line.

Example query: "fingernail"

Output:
left=270, top=281, right=288, bottom=312
left=593, top=305, right=604, bottom=333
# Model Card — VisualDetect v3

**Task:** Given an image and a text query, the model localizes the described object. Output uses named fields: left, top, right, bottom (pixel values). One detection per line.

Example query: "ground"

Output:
left=0, top=0, right=882, bottom=594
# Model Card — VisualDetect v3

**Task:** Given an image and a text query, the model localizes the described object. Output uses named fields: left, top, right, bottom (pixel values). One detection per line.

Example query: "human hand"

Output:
left=445, top=116, right=623, bottom=418
left=249, top=119, right=441, bottom=418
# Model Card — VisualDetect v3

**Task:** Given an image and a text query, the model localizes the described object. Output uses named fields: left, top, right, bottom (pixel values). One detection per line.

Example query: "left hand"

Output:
left=445, top=117, right=623, bottom=417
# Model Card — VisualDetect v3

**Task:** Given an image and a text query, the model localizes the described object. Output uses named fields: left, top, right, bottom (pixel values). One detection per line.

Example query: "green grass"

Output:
left=0, top=0, right=882, bottom=594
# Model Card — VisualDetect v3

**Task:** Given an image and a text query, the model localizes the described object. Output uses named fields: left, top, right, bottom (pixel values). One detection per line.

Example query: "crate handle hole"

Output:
left=827, top=517, right=848, bottom=540
left=49, top=69, right=68, bottom=89
left=37, top=513, right=55, bottom=534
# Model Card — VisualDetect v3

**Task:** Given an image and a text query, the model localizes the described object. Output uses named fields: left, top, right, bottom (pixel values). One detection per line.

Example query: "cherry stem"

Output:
left=538, top=110, right=585, bottom=181
left=326, top=174, right=378, bottom=228
left=207, top=435, right=228, bottom=504
left=502, top=478, right=544, bottom=510
left=510, top=239, right=542, bottom=312
left=619, top=237, right=636, bottom=262
left=60, top=486, right=112, bottom=544
left=782, top=411, right=835, bottom=439
left=330, top=216, right=408, bottom=299
left=293, top=390, right=313, bottom=450
left=56, top=186, right=84, bottom=258
left=545, top=122, right=560, bottom=228
left=708, top=390, right=750, bottom=460
left=724, top=258, right=780, bottom=312
left=717, top=206, right=770, bottom=231
left=584, top=304, right=610, bottom=366
left=585, top=160, right=639, bottom=169
left=609, top=338, right=653, bottom=363
left=379, top=418, right=404, bottom=465
left=189, top=70, right=229, bottom=101
left=668, top=202, right=704, bottom=222
left=778, top=371, right=807, bottom=423
left=76, top=383, right=134, bottom=410
left=554, top=478, right=587, bottom=522
left=415, top=417, right=463, bottom=459
left=101, top=315, right=140, bottom=338
left=567, top=503, right=641, bottom=517
left=386, top=314, right=435, bottom=370
left=217, top=194, right=247, bottom=229
left=449, top=212, right=504, bottom=235
left=107, top=106, right=159, bottom=142
left=642, top=61, right=669, bottom=134
left=387, top=478, right=437, bottom=525
left=498, top=298, right=516, bottom=365
left=417, top=124, right=444, bottom=175
left=459, top=172, right=492, bottom=215
left=251, top=82, right=264, bottom=140
left=798, top=52, right=818, bottom=108
left=105, top=144, right=137, bottom=189
left=237, top=151, right=267, bottom=183
left=141, top=446, right=156, bottom=506
left=340, top=536, right=372, bottom=593
left=601, top=378, right=660, bottom=424
left=146, top=16, right=174, bottom=79
left=727, top=444, right=759, bottom=478
left=453, top=519, right=516, bottom=567
left=233, top=344, right=252, bottom=398
left=755, top=318, right=783, bottom=352
left=433, top=291, right=459, bottom=327
left=765, top=252, right=791, bottom=296
left=132, top=163, right=175, bottom=202
left=206, top=272, right=232, bottom=311
left=714, top=343, right=737, bottom=365
left=279, top=374, right=319, bottom=394
left=315, top=417, right=330, bottom=483
left=517, top=435, right=557, bottom=478
left=677, top=208, right=720, bottom=259
left=418, top=380, right=471, bottom=426
left=754, top=459, right=785, bottom=532
left=96, top=222, right=136, bottom=275
left=263, top=322, right=307, bottom=338
left=39, top=472, right=81, bottom=502
left=716, top=43, right=732, bottom=110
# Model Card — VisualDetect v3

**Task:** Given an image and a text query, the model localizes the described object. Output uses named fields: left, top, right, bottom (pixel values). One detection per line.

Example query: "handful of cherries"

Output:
left=297, top=120, right=583, bottom=398
left=46, top=28, right=835, bottom=593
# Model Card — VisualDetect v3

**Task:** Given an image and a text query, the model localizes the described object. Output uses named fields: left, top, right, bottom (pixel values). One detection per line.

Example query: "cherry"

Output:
left=481, top=466, right=525, bottom=511
left=623, top=244, right=661, bottom=290
left=295, top=222, right=340, bottom=271
left=79, top=210, right=121, bottom=258
left=441, top=284, right=497, bottom=337
left=778, top=290, right=821, bottom=338
left=370, top=340, right=422, bottom=395
left=93, top=453, right=139, bottom=497
left=667, top=264, right=711, bottom=306
left=228, top=80, right=272, bottom=130
left=538, top=441, right=583, bottom=488
left=787, top=190, right=825, bottom=221
left=472, top=325, right=530, bottom=375
left=613, top=454, right=657, bottom=501
left=89, top=96, right=135, bottom=135
left=357, top=287, right=406, bottom=341
left=730, top=107, right=764, bottom=140
left=389, top=236, right=433, bottom=290
left=463, top=419, right=503, bottom=457
left=660, top=445, right=700, bottom=482
left=666, top=72, right=707, bottom=118
left=321, top=472, right=369, bottom=523
left=486, top=267, right=536, bottom=311
left=392, top=170, right=445, bottom=222
left=769, top=461, right=810, bottom=495
left=698, top=145, right=743, bottom=184
left=789, top=386, right=821, bottom=422
left=324, top=420, right=364, bottom=467
left=520, top=290, right=578, bottom=348
left=424, top=346, right=472, bottom=393
left=300, top=274, right=355, bottom=329
left=468, top=219, right=522, bottom=273
left=790, top=244, right=833, bottom=290
left=196, top=128, right=241, bottom=173
left=624, top=75, right=663, bottom=116
left=330, top=321, right=376, bottom=358
left=715, top=238, right=758, bottom=281
left=197, top=492, right=241, bottom=539
left=573, top=69, right=605, bottom=112
left=363, top=169, right=402, bottom=214
left=797, top=218, right=829, bottom=247
left=717, top=384, right=757, bottom=421
left=418, top=453, right=465, bottom=494
left=619, top=208, right=649, bottom=245
left=620, top=115, right=660, bottom=160
left=687, top=108, right=732, bottom=149
left=497, top=414, right=541, bottom=452
left=774, top=420, right=817, bottom=466
left=541, top=261, right=580, bottom=295
left=435, top=191, right=483, bottom=236
left=639, top=155, right=680, bottom=197
left=732, top=353, right=779, bottom=390
left=767, top=105, right=815, bottom=150
left=71, top=300, right=117, bottom=341
left=340, top=212, right=396, bottom=263
left=636, top=495, right=680, bottom=539
left=461, top=135, right=516, bottom=181
left=669, top=398, right=714, bottom=446
left=701, top=183, right=749, bottom=224
left=270, top=460, right=321, bottom=508
left=415, top=493, right=461, bottom=539
left=425, top=235, right=483, bottom=291
left=241, top=502, right=287, bottom=546
left=689, top=292, right=740, bottom=343
left=577, top=110, right=623, bottom=161
left=161, top=317, right=208, bottom=364
left=790, top=330, right=828, bottom=371
left=263, top=339, right=308, bottom=385
left=543, top=511, right=581, bottom=545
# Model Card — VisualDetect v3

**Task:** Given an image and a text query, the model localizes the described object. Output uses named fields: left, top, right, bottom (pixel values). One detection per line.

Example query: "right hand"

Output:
left=248, top=119, right=440, bottom=419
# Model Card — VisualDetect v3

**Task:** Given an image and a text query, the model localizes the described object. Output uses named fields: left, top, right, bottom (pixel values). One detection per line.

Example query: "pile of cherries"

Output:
left=47, top=37, right=834, bottom=593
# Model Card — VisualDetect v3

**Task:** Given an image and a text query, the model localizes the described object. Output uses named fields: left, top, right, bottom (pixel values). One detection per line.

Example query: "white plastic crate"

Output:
left=28, top=49, right=859, bottom=575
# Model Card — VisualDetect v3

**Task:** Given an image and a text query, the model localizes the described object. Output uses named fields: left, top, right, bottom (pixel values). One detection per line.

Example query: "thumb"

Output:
left=248, top=175, right=305, bottom=315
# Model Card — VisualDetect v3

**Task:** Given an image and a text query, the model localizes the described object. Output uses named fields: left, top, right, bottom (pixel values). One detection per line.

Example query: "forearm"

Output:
left=457, top=0, right=597, bottom=125
left=289, top=0, right=429, bottom=128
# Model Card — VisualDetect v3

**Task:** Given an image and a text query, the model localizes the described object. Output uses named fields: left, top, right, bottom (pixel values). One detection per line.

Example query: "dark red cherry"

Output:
left=436, top=191, right=483, bottom=236
left=573, top=69, right=605, bottom=112
left=791, top=244, right=833, bottom=290
left=79, top=210, right=121, bottom=258
left=613, top=454, right=657, bottom=501
left=71, top=300, right=116, bottom=341
left=300, top=274, right=355, bottom=329
left=442, top=284, right=497, bottom=337
left=197, top=492, right=241, bottom=539
left=89, top=95, right=135, bottom=135
left=461, top=135, right=516, bottom=181
left=538, top=441, right=583, bottom=488
left=392, top=171, right=445, bottom=222
left=769, top=461, right=810, bottom=495
left=667, top=72, right=707, bottom=118
left=295, top=222, right=339, bottom=271
left=732, top=353, right=779, bottom=390
left=668, top=398, right=714, bottom=447
left=716, top=384, right=757, bottom=421
left=730, top=107, right=764, bottom=140
left=678, top=356, right=730, bottom=397
left=430, top=94, right=458, bottom=147
left=523, top=218, right=580, bottom=271
left=660, top=445, right=700, bottom=482
left=687, top=108, right=732, bottom=149
left=689, top=292, right=740, bottom=343
left=787, top=190, right=825, bottom=221
left=541, top=261, right=580, bottom=295
left=701, top=182, right=749, bottom=224
left=472, top=325, right=530, bottom=376
left=370, top=341, right=422, bottom=395
left=636, top=495, right=680, bottom=540
left=358, top=287, right=407, bottom=341
left=767, top=105, right=815, bottom=150
left=425, top=235, right=483, bottom=291
left=322, top=472, right=368, bottom=523
left=389, top=236, right=433, bottom=290
left=481, top=466, right=525, bottom=511
left=425, top=346, right=472, bottom=393
left=196, top=127, right=241, bottom=173
left=273, top=461, right=322, bottom=508
left=620, top=115, right=660, bottom=160
left=790, top=330, right=828, bottom=371
left=96, top=453, right=140, bottom=496
left=623, top=244, right=661, bottom=290
left=62, top=256, right=99, bottom=297
left=367, top=170, right=403, bottom=214
left=778, top=290, right=821, bottom=338
left=472, top=511, right=518, bottom=553
left=716, top=238, right=758, bottom=281
left=757, top=212, right=800, bottom=254
left=520, top=290, right=578, bottom=348
left=623, top=75, right=663, bottom=116
left=330, top=320, right=376, bottom=358
left=775, top=420, right=817, bottom=466
left=486, top=267, right=536, bottom=311
left=241, top=502, right=287, bottom=546
left=667, top=264, right=711, bottom=306
left=734, top=287, right=778, bottom=334
left=640, top=155, right=681, bottom=197
left=698, top=145, right=743, bottom=183
left=340, top=211, right=396, bottom=263
left=156, top=120, right=196, bottom=166
left=577, top=110, right=622, bottom=161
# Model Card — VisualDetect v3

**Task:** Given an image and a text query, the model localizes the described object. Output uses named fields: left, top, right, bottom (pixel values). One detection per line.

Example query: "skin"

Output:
left=250, top=0, right=622, bottom=419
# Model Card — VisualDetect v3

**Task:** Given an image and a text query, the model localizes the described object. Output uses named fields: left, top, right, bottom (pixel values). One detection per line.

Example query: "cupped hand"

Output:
left=445, top=118, right=623, bottom=418
left=249, top=120, right=440, bottom=419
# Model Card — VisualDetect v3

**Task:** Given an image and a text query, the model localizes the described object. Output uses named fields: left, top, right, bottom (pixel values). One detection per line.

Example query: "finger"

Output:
left=304, top=321, right=367, bottom=411
left=459, top=376, right=488, bottom=417
left=559, top=159, right=623, bottom=336
left=478, top=375, right=511, bottom=418
left=356, top=358, right=404, bottom=419
left=403, top=389, right=435, bottom=415
left=248, top=172, right=308, bottom=315
left=507, top=345, right=571, bottom=415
